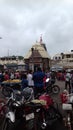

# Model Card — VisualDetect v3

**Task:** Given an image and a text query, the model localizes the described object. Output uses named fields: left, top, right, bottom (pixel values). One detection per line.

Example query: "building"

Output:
left=52, top=50, right=73, bottom=69
left=53, top=53, right=62, bottom=61
left=0, top=56, right=25, bottom=71
left=24, top=37, right=51, bottom=71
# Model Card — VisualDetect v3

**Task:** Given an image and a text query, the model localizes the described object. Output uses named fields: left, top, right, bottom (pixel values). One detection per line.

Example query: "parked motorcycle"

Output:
left=1, top=79, right=21, bottom=97
left=1, top=91, right=24, bottom=130
left=0, top=86, right=65, bottom=130
left=0, top=87, right=35, bottom=130
left=45, top=78, right=60, bottom=94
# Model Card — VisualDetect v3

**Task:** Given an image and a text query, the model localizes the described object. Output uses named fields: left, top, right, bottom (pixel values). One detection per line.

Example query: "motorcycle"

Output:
left=0, top=86, right=65, bottom=130
left=0, top=87, right=35, bottom=130
left=45, top=78, right=60, bottom=94
left=0, top=87, right=47, bottom=130
left=38, top=93, right=64, bottom=130
left=1, top=79, right=21, bottom=97
left=33, top=84, right=63, bottom=130
left=1, top=90, right=24, bottom=130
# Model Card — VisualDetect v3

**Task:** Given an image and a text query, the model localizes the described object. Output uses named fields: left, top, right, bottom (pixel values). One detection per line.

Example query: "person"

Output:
left=4, top=71, right=9, bottom=81
left=27, top=70, right=34, bottom=88
left=70, top=70, right=73, bottom=93
left=45, top=69, right=51, bottom=78
left=0, top=71, right=4, bottom=85
left=33, top=67, right=45, bottom=97
left=60, top=89, right=69, bottom=103
left=65, top=71, right=71, bottom=93
left=10, top=71, right=14, bottom=80
left=50, top=70, right=56, bottom=84
left=15, top=70, right=20, bottom=79
left=21, top=73, right=28, bottom=91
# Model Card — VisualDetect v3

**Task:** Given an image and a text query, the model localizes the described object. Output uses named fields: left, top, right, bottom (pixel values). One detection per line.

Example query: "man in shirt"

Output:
left=33, top=67, right=45, bottom=97
left=27, top=70, right=34, bottom=88
left=65, top=72, right=71, bottom=93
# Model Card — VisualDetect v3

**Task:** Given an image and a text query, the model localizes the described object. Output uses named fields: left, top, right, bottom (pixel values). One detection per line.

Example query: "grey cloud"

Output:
left=0, top=0, right=73, bottom=57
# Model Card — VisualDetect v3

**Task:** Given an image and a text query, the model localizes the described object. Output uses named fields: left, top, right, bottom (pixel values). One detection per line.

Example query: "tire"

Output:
left=26, top=119, right=34, bottom=130
left=42, top=107, right=63, bottom=130
left=1, top=118, right=14, bottom=130
left=2, top=87, right=12, bottom=97
left=52, top=85, right=60, bottom=94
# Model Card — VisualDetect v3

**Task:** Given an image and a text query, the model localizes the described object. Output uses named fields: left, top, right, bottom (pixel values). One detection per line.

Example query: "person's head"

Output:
left=5, top=71, right=8, bottom=74
left=22, top=73, right=27, bottom=79
left=37, top=67, right=42, bottom=72
left=28, top=69, right=32, bottom=74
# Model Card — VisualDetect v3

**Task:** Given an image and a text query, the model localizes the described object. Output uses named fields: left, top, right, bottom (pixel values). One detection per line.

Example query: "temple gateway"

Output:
left=24, top=37, right=51, bottom=71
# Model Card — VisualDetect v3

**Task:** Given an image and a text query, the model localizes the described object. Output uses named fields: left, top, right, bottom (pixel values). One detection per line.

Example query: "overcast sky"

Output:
left=0, top=0, right=73, bottom=57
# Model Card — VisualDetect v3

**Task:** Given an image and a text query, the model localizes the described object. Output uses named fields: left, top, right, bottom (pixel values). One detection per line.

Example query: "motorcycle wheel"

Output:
left=1, top=118, right=14, bottom=130
left=2, top=87, right=12, bottom=97
left=52, top=85, right=60, bottom=94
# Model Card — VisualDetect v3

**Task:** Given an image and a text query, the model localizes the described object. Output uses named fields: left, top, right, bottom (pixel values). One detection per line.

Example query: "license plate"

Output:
left=62, top=103, right=72, bottom=110
left=26, top=113, right=34, bottom=120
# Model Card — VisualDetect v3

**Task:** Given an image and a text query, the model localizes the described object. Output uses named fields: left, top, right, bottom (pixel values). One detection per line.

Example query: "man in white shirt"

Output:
left=27, top=70, right=34, bottom=88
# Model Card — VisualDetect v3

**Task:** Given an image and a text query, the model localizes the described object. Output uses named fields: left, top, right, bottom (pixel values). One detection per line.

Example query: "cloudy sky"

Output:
left=0, top=0, right=73, bottom=57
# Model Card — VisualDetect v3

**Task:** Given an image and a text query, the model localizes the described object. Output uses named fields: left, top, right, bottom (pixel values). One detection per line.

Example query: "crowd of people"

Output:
left=0, top=67, right=56, bottom=97
left=57, top=70, right=73, bottom=93
left=0, top=67, right=73, bottom=129
left=0, top=67, right=73, bottom=96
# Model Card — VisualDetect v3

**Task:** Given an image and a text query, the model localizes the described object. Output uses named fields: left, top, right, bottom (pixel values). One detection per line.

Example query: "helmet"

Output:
left=13, top=90, right=22, bottom=102
left=22, top=87, right=34, bottom=101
